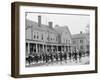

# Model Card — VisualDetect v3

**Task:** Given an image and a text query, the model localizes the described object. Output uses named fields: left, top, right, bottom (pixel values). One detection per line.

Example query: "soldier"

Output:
left=42, top=53, right=46, bottom=63
left=64, top=51, right=67, bottom=63
left=74, top=50, right=78, bottom=63
left=79, top=50, right=82, bottom=62
left=38, top=53, right=42, bottom=63
left=34, top=53, right=39, bottom=63
left=59, top=51, right=63, bottom=64
left=69, top=51, right=72, bottom=62
left=87, top=51, right=89, bottom=56
left=45, top=52, right=49, bottom=64
left=26, top=54, right=33, bottom=65
left=49, top=52, right=53, bottom=63
left=55, top=52, right=59, bottom=62
left=40, top=51, right=44, bottom=63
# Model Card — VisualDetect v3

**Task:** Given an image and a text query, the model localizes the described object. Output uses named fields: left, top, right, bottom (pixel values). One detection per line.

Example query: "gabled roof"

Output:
left=54, top=26, right=72, bottom=38
left=26, top=19, right=58, bottom=34
left=72, top=33, right=87, bottom=39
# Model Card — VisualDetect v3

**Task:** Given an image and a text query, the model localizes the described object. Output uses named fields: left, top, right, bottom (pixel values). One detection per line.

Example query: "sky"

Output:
left=26, top=12, right=90, bottom=34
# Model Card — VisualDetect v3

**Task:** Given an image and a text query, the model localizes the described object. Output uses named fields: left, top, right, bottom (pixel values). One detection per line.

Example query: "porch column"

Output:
left=39, top=44, right=40, bottom=53
left=51, top=45, right=53, bottom=52
left=28, top=43, right=30, bottom=55
left=43, top=44, right=44, bottom=52
left=68, top=46, right=69, bottom=52
left=64, top=46, right=66, bottom=52
left=36, top=43, right=37, bottom=53
left=61, top=46, right=63, bottom=52
left=56, top=46, right=58, bottom=51
left=45, top=45, right=46, bottom=52
left=66, top=46, right=68, bottom=52
left=46, top=45, right=48, bottom=52
left=70, top=45, right=72, bottom=53
left=69, top=46, right=71, bottom=52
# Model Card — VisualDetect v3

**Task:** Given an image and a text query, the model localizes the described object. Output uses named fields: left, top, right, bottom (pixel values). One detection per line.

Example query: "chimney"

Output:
left=48, top=22, right=53, bottom=28
left=38, top=15, right=41, bottom=27
left=55, top=24, right=59, bottom=28
left=80, top=31, right=82, bottom=34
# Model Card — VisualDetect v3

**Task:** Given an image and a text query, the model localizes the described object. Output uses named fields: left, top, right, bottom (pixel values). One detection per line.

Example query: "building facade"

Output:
left=26, top=16, right=72, bottom=57
left=54, top=25, right=72, bottom=52
left=72, top=32, right=89, bottom=53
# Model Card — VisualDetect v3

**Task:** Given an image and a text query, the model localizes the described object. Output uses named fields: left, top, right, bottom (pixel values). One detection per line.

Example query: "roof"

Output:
left=54, top=25, right=72, bottom=38
left=26, top=19, right=58, bottom=34
left=72, top=33, right=88, bottom=39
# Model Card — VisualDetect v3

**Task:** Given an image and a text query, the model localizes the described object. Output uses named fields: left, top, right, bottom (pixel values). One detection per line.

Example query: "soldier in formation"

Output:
left=26, top=49, right=84, bottom=66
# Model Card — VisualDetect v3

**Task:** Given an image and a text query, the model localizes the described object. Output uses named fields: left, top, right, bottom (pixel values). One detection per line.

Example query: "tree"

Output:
left=85, top=24, right=90, bottom=34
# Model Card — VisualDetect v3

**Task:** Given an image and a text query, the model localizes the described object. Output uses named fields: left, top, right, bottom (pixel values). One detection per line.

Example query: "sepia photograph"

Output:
left=25, top=12, right=90, bottom=67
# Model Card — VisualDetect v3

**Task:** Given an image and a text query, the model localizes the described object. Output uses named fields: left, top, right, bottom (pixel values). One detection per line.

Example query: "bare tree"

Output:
left=85, top=24, right=90, bottom=34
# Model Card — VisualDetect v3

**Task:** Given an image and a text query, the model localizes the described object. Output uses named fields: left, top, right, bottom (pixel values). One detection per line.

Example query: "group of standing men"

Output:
left=26, top=49, right=86, bottom=65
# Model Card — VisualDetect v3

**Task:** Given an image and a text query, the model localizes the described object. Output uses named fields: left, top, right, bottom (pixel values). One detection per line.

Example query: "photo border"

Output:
left=11, top=2, right=98, bottom=78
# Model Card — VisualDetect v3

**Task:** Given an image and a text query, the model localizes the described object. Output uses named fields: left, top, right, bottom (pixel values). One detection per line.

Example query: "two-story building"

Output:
left=26, top=15, right=73, bottom=56
left=54, top=25, right=72, bottom=52
left=72, top=31, right=89, bottom=53
left=26, top=15, right=89, bottom=57
left=26, top=16, right=59, bottom=56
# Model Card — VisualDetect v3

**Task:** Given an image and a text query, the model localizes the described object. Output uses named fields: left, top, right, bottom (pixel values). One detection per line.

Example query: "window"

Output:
left=73, top=41, right=76, bottom=44
left=47, top=34, right=50, bottom=41
left=56, top=37, right=58, bottom=41
left=63, top=38, right=65, bottom=43
left=80, top=45, right=83, bottom=49
left=80, top=40, right=83, bottom=43
left=33, top=32, right=36, bottom=39
left=37, top=35, right=38, bottom=39
left=41, top=34, right=43, bottom=40
left=87, top=45, right=89, bottom=49
left=34, top=35, right=36, bottom=39
left=37, top=32, right=39, bottom=39
left=69, top=40, right=70, bottom=44
left=66, top=40, right=67, bottom=43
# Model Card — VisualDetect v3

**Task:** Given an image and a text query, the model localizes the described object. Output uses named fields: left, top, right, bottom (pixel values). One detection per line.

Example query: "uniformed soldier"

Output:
left=79, top=50, right=82, bottom=62
left=59, top=51, right=63, bottom=63
left=69, top=51, right=72, bottom=62
left=45, top=52, right=49, bottom=64
left=64, top=51, right=67, bottom=63
left=74, top=50, right=78, bottom=63
left=55, top=52, right=59, bottom=62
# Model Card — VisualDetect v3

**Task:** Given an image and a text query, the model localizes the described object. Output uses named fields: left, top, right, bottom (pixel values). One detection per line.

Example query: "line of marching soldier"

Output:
left=26, top=50, right=87, bottom=65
